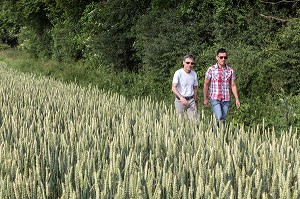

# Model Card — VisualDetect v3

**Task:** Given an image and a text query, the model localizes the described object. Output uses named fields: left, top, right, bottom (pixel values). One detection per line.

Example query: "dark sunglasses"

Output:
left=185, top=62, right=195, bottom=65
left=218, top=56, right=227, bottom=60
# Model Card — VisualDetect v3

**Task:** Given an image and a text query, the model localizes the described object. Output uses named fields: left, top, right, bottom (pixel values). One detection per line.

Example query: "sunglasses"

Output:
left=185, top=62, right=195, bottom=65
left=218, top=56, right=227, bottom=60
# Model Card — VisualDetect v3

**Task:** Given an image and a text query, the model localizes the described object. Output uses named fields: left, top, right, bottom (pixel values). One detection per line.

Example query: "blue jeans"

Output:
left=210, top=99, right=230, bottom=128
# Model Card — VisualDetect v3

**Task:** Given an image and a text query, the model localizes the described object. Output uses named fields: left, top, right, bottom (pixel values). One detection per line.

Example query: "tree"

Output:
left=0, top=0, right=20, bottom=46
left=80, top=0, right=151, bottom=71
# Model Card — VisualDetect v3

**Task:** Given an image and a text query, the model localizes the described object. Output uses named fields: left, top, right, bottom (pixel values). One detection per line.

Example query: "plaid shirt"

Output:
left=205, top=64, right=236, bottom=101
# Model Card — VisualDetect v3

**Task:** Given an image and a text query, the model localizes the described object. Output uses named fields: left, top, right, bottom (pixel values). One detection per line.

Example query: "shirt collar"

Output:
left=214, top=63, right=228, bottom=69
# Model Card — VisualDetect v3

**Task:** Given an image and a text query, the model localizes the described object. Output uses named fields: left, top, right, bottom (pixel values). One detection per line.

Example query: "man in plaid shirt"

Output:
left=203, top=48, right=240, bottom=129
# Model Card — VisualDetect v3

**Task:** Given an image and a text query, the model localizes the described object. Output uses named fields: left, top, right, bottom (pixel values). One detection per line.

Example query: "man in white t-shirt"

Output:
left=172, top=54, right=198, bottom=119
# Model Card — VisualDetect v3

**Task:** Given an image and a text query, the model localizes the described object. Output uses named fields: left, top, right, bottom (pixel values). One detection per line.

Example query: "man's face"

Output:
left=183, top=58, right=195, bottom=73
left=216, top=53, right=227, bottom=66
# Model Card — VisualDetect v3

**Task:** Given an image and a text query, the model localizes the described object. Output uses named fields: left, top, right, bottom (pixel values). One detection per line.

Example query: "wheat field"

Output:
left=0, top=62, right=299, bottom=198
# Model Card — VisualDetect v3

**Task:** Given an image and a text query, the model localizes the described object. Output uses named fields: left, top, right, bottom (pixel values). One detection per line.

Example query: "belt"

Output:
left=176, top=96, right=194, bottom=100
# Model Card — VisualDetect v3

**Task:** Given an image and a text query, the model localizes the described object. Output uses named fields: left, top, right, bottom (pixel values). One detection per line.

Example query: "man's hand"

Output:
left=180, top=97, right=189, bottom=107
left=203, top=98, right=209, bottom=107
left=236, top=100, right=240, bottom=109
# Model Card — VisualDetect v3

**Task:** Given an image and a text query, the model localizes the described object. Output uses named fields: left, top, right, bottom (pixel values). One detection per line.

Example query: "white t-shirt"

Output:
left=172, top=68, right=198, bottom=97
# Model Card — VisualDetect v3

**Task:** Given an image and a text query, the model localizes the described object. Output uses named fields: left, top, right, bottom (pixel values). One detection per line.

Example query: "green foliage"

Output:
left=8, top=0, right=54, bottom=58
left=132, top=7, right=212, bottom=83
left=0, top=1, right=19, bottom=46
left=274, top=16, right=300, bottom=94
left=16, top=0, right=52, bottom=33
left=18, top=26, right=53, bottom=59
left=150, top=0, right=181, bottom=9
left=51, top=17, right=84, bottom=62
left=48, top=0, right=91, bottom=62
left=80, top=0, right=150, bottom=71
left=233, top=93, right=300, bottom=130
left=277, top=90, right=300, bottom=128
left=133, top=9, right=185, bottom=81
left=0, top=43, right=10, bottom=50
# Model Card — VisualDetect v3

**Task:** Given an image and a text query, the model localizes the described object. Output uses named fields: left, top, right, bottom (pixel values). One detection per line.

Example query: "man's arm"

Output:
left=203, top=79, right=210, bottom=107
left=172, top=83, right=182, bottom=99
left=231, top=80, right=240, bottom=109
